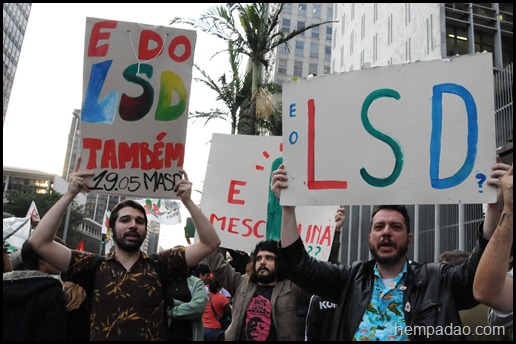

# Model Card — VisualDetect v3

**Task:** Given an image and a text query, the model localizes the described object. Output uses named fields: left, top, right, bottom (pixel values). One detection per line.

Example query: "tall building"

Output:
left=62, top=109, right=125, bottom=248
left=269, top=3, right=334, bottom=84
left=329, top=3, right=513, bottom=264
left=3, top=3, right=32, bottom=126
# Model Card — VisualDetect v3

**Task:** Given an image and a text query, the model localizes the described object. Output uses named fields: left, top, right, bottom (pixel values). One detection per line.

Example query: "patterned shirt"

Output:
left=353, top=261, right=408, bottom=341
left=66, top=247, right=187, bottom=341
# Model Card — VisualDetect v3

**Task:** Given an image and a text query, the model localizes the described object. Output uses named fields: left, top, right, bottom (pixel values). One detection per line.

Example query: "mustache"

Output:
left=377, top=240, right=396, bottom=249
left=124, top=232, right=141, bottom=239
left=257, top=267, right=270, bottom=272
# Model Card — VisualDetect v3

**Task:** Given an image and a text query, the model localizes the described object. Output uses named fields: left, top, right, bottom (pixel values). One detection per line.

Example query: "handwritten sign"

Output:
left=281, top=53, right=497, bottom=206
left=200, top=133, right=339, bottom=260
left=80, top=17, right=196, bottom=198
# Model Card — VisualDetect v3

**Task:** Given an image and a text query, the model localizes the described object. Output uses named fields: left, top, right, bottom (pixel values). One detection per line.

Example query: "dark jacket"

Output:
left=281, top=226, right=488, bottom=341
left=3, top=270, right=67, bottom=341
left=305, top=294, right=338, bottom=341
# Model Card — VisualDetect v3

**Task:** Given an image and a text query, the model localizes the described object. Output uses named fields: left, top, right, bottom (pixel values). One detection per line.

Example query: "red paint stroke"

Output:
left=307, top=98, right=348, bottom=190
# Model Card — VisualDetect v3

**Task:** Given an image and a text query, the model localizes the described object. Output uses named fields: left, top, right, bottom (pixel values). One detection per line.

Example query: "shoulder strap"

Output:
left=209, top=294, right=223, bottom=320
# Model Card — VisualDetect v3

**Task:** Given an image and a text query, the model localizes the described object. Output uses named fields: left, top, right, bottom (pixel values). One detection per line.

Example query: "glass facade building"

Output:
left=331, top=3, right=512, bottom=264
left=3, top=3, right=31, bottom=126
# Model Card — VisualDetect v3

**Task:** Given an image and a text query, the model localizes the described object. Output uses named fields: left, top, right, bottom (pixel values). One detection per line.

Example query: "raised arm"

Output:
left=481, top=157, right=511, bottom=240
left=28, top=157, right=93, bottom=272
left=473, top=164, right=513, bottom=313
left=328, top=206, right=345, bottom=264
left=271, top=164, right=299, bottom=247
left=178, top=171, right=221, bottom=267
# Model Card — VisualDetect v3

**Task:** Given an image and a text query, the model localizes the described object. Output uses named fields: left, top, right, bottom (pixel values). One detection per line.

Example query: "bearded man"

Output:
left=205, top=240, right=310, bottom=341
left=270, top=162, right=505, bottom=341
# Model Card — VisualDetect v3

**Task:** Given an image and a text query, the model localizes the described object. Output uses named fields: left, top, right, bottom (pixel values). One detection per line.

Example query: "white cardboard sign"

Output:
left=201, top=133, right=339, bottom=260
left=281, top=53, right=497, bottom=206
left=80, top=17, right=196, bottom=199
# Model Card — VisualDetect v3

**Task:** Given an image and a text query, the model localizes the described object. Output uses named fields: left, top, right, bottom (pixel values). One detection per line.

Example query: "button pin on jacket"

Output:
left=404, top=302, right=411, bottom=313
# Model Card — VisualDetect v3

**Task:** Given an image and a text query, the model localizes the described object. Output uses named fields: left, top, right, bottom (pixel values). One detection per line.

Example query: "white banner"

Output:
left=134, top=199, right=182, bottom=225
left=101, top=209, right=111, bottom=235
left=3, top=217, right=31, bottom=249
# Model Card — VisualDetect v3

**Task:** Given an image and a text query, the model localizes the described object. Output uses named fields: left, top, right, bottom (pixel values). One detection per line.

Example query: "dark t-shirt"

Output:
left=239, top=285, right=277, bottom=341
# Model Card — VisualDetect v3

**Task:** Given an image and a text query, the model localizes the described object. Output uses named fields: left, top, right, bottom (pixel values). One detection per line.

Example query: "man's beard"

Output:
left=113, top=230, right=145, bottom=252
left=369, top=239, right=409, bottom=266
left=255, top=267, right=277, bottom=284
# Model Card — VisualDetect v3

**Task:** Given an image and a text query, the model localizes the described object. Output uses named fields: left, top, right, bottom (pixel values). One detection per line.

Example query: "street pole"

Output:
left=63, top=203, right=72, bottom=242
left=62, top=110, right=81, bottom=243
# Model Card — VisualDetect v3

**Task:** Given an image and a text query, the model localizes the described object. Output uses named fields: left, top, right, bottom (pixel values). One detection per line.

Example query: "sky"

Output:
left=3, top=3, right=232, bottom=248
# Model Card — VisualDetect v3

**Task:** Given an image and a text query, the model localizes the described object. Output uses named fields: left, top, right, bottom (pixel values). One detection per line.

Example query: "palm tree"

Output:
left=171, top=3, right=334, bottom=135
left=190, top=40, right=252, bottom=134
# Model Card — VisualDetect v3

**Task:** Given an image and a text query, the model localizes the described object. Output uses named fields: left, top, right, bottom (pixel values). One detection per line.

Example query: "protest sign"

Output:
left=281, top=53, right=497, bottom=205
left=201, top=133, right=339, bottom=260
left=80, top=17, right=196, bottom=198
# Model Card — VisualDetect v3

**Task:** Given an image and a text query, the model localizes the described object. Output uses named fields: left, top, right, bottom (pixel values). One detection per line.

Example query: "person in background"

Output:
left=304, top=206, right=345, bottom=341
left=206, top=239, right=310, bottom=341
left=3, top=243, right=13, bottom=273
left=27, top=157, right=221, bottom=341
left=196, top=262, right=232, bottom=304
left=439, top=249, right=470, bottom=265
left=203, top=277, right=232, bottom=341
left=271, top=161, right=502, bottom=341
left=167, top=262, right=208, bottom=341
left=224, top=248, right=251, bottom=275
left=62, top=277, right=91, bottom=341
left=3, top=238, right=67, bottom=341
left=440, top=249, right=503, bottom=341
left=474, top=162, right=513, bottom=340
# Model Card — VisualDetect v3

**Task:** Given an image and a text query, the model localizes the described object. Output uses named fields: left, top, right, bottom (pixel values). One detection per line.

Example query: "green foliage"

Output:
left=171, top=3, right=334, bottom=136
left=3, top=189, right=85, bottom=245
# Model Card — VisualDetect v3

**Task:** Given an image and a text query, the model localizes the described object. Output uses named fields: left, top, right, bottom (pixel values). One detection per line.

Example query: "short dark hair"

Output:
left=440, top=249, right=470, bottom=265
left=196, top=263, right=211, bottom=276
left=371, top=205, right=411, bottom=234
left=21, top=239, right=41, bottom=270
left=22, top=236, right=65, bottom=270
left=109, top=200, right=148, bottom=230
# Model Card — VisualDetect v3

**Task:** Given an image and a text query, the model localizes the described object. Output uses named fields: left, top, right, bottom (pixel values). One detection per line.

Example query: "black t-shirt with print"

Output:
left=239, top=285, right=277, bottom=341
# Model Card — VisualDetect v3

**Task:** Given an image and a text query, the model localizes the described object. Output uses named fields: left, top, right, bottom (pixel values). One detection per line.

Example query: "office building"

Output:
left=269, top=3, right=334, bottom=85
left=3, top=3, right=32, bottom=126
left=330, top=3, right=512, bottom=263
left=3, top=166, right=54, bottom=199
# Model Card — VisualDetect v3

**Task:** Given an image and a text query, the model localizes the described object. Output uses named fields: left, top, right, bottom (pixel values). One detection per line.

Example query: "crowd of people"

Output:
left=2, top=155, right=513, bottom=341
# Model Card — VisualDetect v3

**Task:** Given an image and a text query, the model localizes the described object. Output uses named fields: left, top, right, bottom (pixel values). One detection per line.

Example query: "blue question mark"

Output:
left=475, top=173, right=487, bottom=193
